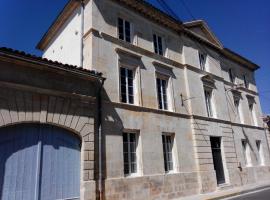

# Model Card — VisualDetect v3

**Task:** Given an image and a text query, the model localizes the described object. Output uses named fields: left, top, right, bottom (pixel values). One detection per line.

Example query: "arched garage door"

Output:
left=0, top=124, right=81, bottom=200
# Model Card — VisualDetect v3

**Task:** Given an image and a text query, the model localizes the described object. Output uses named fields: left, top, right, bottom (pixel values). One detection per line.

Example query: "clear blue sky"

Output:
left=0, top=0, right=269, bottom=114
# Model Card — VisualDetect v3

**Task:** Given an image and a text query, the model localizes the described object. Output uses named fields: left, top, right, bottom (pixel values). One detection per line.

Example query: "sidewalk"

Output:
left=176, top=181, right=270, bottom=200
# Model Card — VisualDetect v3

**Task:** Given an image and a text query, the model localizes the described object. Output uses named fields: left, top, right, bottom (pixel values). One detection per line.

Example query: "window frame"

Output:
left=228, top=68, right=235, bottom=83
left=241, top=139, right=252, bottom=167
left=204, top=88, right=213, bottom=117
left=243, top=75, right=249, bottom=89
left=117, top=17, right=133, bottom=43
left=123, top=132, right=139, bottom=176
left=119, top=65, right=137, bottom=105
left=156, top=73, right=172, bottom=111
left=199, top=52, right=207, bottom=71
left=256, top=140, right=264, bottom=166
left=162, top=133, right=175, bottom=173
left=153, top=33, right=165, bottom=56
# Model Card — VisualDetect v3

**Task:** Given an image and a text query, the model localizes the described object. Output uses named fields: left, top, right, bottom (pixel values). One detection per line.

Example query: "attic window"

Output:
left=199, top=52, right=206, bottom=71
left=228, top=68, right=235, bottom=83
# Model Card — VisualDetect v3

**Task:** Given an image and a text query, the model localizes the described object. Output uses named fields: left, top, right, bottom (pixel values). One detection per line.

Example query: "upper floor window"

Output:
left=204, top=88, right=213, bottom=117
left=242, top=140, right=252, bottom=166
left=120, top=67, right=134, bottom=104
left=233, top=97, right=240, bottom=116
left=256, top=140, right=264, bottom=165
left=162, top=134, right=174, bottom=173
left=156, top=75, right=169, bottom=110
left=243, top=75, right=249, bottom=89
left=123, top=132, right=138, bottom=176
left=228, top=68, right=235, bottom=83
left=153, top=34, right=164, bottom=56
left=248, top=98, right=257, bottom=126
left=118, top=18, right=131, bottom=43
left=199, top=52, right=206, bottom=71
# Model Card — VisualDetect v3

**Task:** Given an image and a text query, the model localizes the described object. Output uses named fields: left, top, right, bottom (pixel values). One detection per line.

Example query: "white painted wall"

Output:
left=43, top=7, right=82, bottom=66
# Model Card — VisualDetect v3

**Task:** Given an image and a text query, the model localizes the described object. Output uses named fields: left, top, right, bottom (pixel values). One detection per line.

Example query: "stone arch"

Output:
left=0, top=86, right=95, bottom=184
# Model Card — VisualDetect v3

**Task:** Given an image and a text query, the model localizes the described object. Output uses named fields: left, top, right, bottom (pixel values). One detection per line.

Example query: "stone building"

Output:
left=0, top=47, right=104, bottom=200
left=1, top=0, right=269, bottom=200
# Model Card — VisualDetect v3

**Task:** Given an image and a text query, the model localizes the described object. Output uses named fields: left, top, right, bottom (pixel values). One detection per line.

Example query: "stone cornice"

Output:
left=106, top=101, right=265, bottom=130
left=93, top=30, right=259, bottom=96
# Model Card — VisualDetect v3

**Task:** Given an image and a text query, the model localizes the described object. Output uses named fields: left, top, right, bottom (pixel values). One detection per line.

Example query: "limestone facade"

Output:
left=38, top=0, right=270, bottom=199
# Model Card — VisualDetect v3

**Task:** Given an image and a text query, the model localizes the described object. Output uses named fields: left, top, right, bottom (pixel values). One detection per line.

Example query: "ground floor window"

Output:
left=162, top=134, right=174, bottom=172
left=123, top=132, right=138, bottom=176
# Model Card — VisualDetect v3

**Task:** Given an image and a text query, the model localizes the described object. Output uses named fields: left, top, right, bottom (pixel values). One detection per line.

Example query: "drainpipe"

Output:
left=97, top=78, right=105, bottom=200
left=80, top=0, right=85, bottom=67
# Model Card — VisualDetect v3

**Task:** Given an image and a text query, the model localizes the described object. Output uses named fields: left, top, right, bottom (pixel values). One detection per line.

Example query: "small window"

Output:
left=120, top=67, right=134, bottom=104
left=243, top=75, right=248, bottom=89
left=162, top=134, right=174, bottom=173
left=256, top=140, right=264, bottom=165
left=233, top=96, right=240, bottom=117
left=123, top=132, right=137, bottom=176
left=248, top=101, right=256, bottom=126
left=118, top=18, right=131, bottom=43
left=228, top=68, right=235, bottom=83
left=156, top=76, right=168, bottom=110
left=153, top=34, right=163, bottom=55
left=242, top=140, right=251, bottom=166
left=204, top=89, right=213, bottom=117
left=199, top=52, right=206, bottom=71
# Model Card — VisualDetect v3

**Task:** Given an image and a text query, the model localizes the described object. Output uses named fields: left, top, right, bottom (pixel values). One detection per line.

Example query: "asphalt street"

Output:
left=224, top=188, right=270, bottom=200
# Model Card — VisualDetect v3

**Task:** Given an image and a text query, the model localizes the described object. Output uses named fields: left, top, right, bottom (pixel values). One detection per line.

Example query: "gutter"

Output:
left=97, top=78, right=105, bottom=200
left=80, top=0, right=85, bottom=67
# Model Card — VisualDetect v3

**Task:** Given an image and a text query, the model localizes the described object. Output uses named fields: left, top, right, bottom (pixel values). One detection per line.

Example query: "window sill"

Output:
left=124, top=173, right=141, bottom=178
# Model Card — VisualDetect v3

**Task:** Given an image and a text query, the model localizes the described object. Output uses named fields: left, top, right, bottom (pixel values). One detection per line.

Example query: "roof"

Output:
left=183, top=20, right=260, bottom=71
left=36, top=0, right=183, bottom=50
left=0, top=47, right=103, bottom=79
left=184, top=20, right=223, bottom=48
left=36, top=0, right=260, bottom=71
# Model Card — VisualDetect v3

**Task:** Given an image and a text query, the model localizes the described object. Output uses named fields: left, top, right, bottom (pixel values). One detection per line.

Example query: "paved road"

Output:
left=225, top=188, right=270, bottom=200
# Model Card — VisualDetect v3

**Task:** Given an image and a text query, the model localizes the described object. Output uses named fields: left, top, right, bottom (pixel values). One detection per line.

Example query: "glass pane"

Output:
left=123, top=133, right=127, bottom=142
left=121, top=93, right=127, bottom=103
left=127, top=69, right=133, bottom=79
left=125, top=21, right=131, bottom=43
left=124, top=163, right=129, bottom=175
left=130, top=152, right=136, bottom=163
left=153, top=34, right=158, bottom=53
left=118, top=18, right=124, bottom=40
left=131, top=163, right=137, bottom=173
left=129, top=133, right=136, bottom=143
left=128, top=95, right=134, bottom=104
left=123, top=152, right=129, bottom=163
left=158, top=36, right=163, bottom=55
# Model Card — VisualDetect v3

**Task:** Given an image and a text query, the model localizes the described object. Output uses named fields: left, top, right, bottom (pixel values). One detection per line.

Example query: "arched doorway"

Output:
left=0, top=124, right=81, bottom=200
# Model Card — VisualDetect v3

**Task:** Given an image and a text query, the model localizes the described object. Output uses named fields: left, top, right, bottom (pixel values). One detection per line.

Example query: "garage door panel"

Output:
left=39, top=126, right=80, bottom=200
left=0, top=125, right=39, bottom=200
left=0, top=124, right=81, bottom=200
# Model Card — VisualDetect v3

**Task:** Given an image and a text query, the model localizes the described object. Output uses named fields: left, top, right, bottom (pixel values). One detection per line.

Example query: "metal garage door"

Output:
left=0, top=124, right=81, bottom=200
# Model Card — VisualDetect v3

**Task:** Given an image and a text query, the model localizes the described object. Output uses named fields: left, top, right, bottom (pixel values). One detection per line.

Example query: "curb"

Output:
left=206, top=185, right=270, bottom=200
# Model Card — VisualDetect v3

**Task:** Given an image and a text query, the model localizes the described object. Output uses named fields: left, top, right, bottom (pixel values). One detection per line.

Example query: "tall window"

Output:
left=248, top=101, right=256, bottom=126
left=123, top=132, right=137, bottom=176
left=204, top=89, right=213, bottom=117
left=199, top=52, right=206, bottom=71
left=120, top=67, right=134, bottom=104
left=242, top=140, right=251, bottom=166
left=162, top=134, right=174, bottom=172
left=156, top=77, right=168, bottom=110
left=228, top=68, right=235, bottom=83
left=256, top=140, right=264, bottom=165
left=243, top=75, right=248, bottom=89
left=233, top=96, right=242, bottom=123
left=118, top=18, right=131, bottom=43
left=153, top=34, right=163, bottom=55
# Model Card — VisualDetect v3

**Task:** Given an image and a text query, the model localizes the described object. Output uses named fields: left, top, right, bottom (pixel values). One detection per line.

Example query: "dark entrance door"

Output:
left=210, top=137, right=225, bottom=185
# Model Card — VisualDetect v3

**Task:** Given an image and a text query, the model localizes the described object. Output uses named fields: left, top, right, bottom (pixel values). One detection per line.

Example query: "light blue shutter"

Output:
left=0, top=124, right=39, bottom=200
left=0, top=124, right=81, bottom=200
left=39, top=125, right=81, bottom=200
